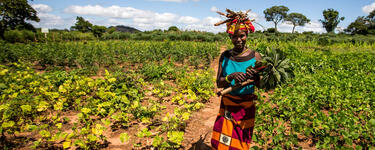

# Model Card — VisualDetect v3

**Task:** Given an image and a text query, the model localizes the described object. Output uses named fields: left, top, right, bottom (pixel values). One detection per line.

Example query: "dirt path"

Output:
left=181, top=46, right=227, bottom=150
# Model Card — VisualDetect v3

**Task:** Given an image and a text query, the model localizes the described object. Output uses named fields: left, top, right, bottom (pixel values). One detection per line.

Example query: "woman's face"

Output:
left=230, top=30, right=247, bottom=50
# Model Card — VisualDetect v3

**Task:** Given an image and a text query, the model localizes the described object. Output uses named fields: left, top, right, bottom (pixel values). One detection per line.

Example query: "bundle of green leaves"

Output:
left=258, top=47, right=293, bottom=91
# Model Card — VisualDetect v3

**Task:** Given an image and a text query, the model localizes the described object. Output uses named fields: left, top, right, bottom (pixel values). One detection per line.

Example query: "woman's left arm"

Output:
left=246, top=51, right=262, bottom=88
left=254, top=52, right=262, bottom=88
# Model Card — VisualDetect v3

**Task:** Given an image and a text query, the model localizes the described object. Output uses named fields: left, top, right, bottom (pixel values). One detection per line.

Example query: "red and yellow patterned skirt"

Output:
left=211, top=94, right=257, bottom=150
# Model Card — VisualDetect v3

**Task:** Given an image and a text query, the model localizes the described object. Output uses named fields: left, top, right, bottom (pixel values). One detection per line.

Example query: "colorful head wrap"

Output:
left=226, top=19, right=255, bottom=35
left=214, top=9, right=255, bottom=35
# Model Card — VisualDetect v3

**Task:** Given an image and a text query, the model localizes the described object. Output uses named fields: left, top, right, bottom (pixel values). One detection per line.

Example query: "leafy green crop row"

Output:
left=2, top=37, right=375, bottom=149
left=0, top=63, right=147, bottom=148
left=0, top=40, right=220, bottom=74
left=0, top=39, right=218, bottom=149
left=252, top=44, right=375, bottom=149
left=0, top=61, right=215, bottom=149
left=4, top=29, right=375, bottom=45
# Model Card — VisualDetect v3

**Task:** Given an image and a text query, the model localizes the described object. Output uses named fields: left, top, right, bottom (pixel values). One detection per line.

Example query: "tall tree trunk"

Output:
left=274, top=22, right=278, bottom=32
left=292, top=25, right=296, bottom=33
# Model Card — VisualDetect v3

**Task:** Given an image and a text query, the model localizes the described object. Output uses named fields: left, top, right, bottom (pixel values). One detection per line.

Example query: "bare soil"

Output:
left=181, top=46, right=226, bottom=149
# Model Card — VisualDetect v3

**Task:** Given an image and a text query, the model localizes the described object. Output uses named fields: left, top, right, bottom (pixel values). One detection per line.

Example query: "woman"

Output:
left=211, top=11, right=261, bottom=150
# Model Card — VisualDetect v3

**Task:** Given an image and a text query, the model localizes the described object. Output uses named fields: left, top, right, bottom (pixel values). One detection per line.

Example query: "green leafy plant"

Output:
left=259, top=47, right=293, bottom=91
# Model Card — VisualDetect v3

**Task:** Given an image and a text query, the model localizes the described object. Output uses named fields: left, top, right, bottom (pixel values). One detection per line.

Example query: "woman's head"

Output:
left=214, top=9, right=255, bottom=49
left=230, top=30, right=247, bottom=50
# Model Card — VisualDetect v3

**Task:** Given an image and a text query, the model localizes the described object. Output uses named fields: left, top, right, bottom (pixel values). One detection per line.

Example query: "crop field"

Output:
left=250, top=41, right=375, bottom=149
left=0, top=40, right=218, bottom=149
left=0, top=38, right=375, bottom=149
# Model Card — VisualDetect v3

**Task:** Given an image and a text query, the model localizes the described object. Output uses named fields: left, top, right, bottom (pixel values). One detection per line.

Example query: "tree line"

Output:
left=263, top=6, right=341, bottom=33
left=1, top=0, right=375, bottom=39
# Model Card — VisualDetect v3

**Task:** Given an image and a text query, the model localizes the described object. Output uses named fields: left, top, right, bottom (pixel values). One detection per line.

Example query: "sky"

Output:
left=29, top=0, right=375, bottom=33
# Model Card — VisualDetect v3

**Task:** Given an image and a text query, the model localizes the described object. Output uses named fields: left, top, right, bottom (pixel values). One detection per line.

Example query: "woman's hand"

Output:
left=246, top=68, right=258, bottom=80
left=228, top=72, right=247, bottom=84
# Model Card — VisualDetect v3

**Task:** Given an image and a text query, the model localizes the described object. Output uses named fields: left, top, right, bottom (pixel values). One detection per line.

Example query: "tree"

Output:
left=70, top=16, right=92, bottom=32
left=319, top=9, right=344, bottom=33
left=345, top=9, right=375, bottom=35
left=106, top=27, right=116, bottom=34
left=366, top=10, right=375, bottom=33
left=92, top=25, right=107, bottom=38
left=285, top=13, right=310, bottom=33
left=345, top=17, right=369, bottom=35
left=168, top=26, right=179, bottom=32
left=0, top=0, right=40, bottom=38
left=263, top=6, right=289, bottom=32
left=266, top=28, right=276, bottom=33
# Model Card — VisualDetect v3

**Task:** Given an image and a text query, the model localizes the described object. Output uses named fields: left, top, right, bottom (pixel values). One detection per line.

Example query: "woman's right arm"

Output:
left=216, top=53, right=231, bottom=88
left=216, top=52, right=248, bottom=88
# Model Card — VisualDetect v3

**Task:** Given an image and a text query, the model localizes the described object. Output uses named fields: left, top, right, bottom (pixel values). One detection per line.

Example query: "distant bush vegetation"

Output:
left=2, top=29, right=227, bottom=43
left=100, top=30, right=226, bottom=42
left=2, top=29, right=375, bottom=45
left=247, top=32, right=375, bottom=45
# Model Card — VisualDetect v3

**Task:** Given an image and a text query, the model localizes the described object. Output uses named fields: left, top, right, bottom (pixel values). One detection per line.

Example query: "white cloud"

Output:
left=97, top=18, right=133, bottom=27
left=155, top=13, right=178, bottom=22
left=62, top=4, right=264, bottom=33
left=65, top=5, right=217, bottom=31
left=278, top=22, right=294, bottom=33
left=362, top=2, right=375, bottom=14
left=265, top=20, right=325, bottom=33
left=300, top=20, right=325, bottom=33
left=65, top=5, right=141, bottom=19
left=90, top=18, right=125, bottom=27
left=132, top=22, right=172, bottom=30
left=65, top=5, right=177, bottom=24
left=335, top=26, right=345, bottom=33
left=181, top=16, right=226, bottom=33
left=133, top=18, right=151, bottom=24
left=30, top=4, right=68, bottom=28
left=183, top=24, right=226, bottom=33
left=202, top=16, right=221, bottom=25
left=153, top=22, right=172, bottom=28
left=32, top=4, right=52, bottom=13
left=210, top=6, right=218, bottom=12
left=247, top=11, right=260, bottom=21
left=31, top=13, right=68, bottom=28
left=38, top=13, right=64, bottom=26
left=178, top=16, right=200, bottom=24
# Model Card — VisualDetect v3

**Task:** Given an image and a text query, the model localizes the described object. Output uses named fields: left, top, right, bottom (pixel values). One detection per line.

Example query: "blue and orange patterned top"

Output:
left=222, top=55, right=256, bottom=96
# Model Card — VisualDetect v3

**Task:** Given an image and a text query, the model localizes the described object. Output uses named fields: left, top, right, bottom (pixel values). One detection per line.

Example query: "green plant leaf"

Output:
left=21, top=105, right=32, bottom=112
left=63, top=141, right=71, bottom=149
left=120, top=133, right=129, bottom=143
left=369, top=119, right=375, bottom=126
left=81, top=108, right=91, bottom=114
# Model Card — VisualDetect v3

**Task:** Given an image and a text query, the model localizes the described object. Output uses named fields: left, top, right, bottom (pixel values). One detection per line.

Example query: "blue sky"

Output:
left=30, top=0, right=375, bottom=33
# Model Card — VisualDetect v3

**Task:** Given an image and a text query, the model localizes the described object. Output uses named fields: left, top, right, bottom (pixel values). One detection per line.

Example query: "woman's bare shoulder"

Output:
left=249, top=49, right=262, bottom=61
left=219, top=49, right=232, bottom=61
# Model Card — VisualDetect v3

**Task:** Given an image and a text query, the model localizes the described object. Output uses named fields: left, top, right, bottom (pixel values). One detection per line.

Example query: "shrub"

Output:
left=92, top=25, right=107, bottom=38
left=4, top=30, right=35, bottom=43
left=267, top=28, right=276, bottom=33
left=168, top=33, right=178, bottom=41
left=106, top=27, right=116, bottom=34
left=317, top=36, right=330, bottom=46
left=181, top=32, right=193, bottom=41
left=168, top=26, right=179, bottom=32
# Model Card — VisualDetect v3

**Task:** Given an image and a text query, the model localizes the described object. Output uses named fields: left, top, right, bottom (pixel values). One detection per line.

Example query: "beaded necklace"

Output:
left=231, top=48, right=249, bottom=56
